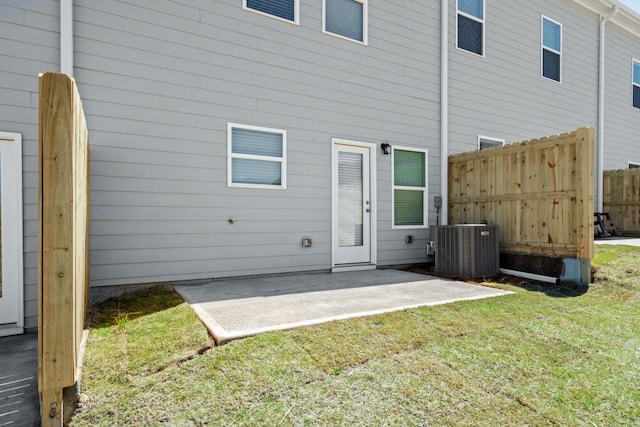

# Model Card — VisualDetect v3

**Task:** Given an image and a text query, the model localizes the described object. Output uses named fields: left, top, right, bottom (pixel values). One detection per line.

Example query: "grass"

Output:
left=71, top=246, right=640, bottom=426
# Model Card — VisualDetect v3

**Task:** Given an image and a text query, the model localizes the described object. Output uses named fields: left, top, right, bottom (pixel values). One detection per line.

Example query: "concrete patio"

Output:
left=175, top=269, right=513, bottom=345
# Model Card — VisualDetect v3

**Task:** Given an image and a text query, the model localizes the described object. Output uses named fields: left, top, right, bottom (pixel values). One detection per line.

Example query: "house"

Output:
left=1, top=0, right=639, bottom=334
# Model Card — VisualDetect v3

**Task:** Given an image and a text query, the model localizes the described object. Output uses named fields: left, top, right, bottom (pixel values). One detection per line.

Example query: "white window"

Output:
left=392, top=146, right=428, bottom=228
left=478, top=136, right=505, bottom=150
left=227, top=123, right=287, bottom=189
left=542, top=16, right=562, bottom=82
left=244, top=0, right=299, bottom=24
left=629, top=162, right=640, bottom=169
left=323, top=0, right=367, bottom=44
left=456, top=0, right=484, bottom=56
left=633, top=59, right=640, bottom=109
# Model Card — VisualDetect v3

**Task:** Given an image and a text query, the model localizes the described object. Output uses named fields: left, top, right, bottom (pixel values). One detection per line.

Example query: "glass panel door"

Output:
left=333, top=143, right=371, bottom=265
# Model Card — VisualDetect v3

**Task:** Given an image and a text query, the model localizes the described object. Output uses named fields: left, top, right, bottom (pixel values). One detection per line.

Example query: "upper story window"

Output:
left=323, top=0, right=368, bottom=44
left=456, top=0, right=484, bottom=56
left=629, top=162, right=640, bottom=169
left=633, top=59, right=640, bottom=109
left=227, top=123, right=287, bottom=189
left=244, top=0, right=299, bottom=24
left=478, top=136, right=505, bottom=150
left=542, top=16, right=562, bottom=82
left=392, top=147, right=428, bottom=228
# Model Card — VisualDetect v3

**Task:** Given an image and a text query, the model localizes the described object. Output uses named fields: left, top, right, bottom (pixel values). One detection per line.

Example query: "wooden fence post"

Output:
left=38, top=72, right=90, bottom=427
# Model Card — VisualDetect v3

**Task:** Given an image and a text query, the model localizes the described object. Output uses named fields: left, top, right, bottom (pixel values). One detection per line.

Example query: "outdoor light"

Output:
left=381, top=142, right=391, bottom=155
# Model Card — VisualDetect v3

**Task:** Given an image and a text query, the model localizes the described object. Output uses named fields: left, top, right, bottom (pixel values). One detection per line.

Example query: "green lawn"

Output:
left=71, top=246, right=640, bottom=426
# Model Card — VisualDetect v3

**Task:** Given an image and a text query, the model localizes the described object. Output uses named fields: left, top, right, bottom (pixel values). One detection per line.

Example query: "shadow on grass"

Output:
left=87, top=284, right=184, bottom=329
left=510, top=280, right=588, bottom=298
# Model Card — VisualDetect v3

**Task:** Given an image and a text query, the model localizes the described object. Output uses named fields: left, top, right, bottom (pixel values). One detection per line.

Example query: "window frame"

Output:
left=541, top=15, right=562, bottom=83
left=322, top=0, right=368, bottom=45
left=455, top=0, right=485, bottom=57
left=243, top=0, right=300, bottom=25
left=391, top=145, right=429, bottom=230
left=633, top=59, right=640, bottom=109
left=478, top=135, right=505, bottom=150
left=227, top=122, right=287, bottom=189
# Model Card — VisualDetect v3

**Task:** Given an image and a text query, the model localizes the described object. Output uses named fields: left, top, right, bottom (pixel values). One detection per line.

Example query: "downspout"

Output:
left=440, top=0, right=449, bottom=225
left=60, top=0, right=73, bottom=76
left=597, top=4, right=618, bottom=211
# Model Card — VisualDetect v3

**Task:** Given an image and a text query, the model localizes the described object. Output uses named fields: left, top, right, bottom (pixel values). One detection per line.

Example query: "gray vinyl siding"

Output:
left=74, top=0, right=442, bottom=286
left=448, top=0, right=599, bottom=153
left=603, top=22, right=640, bottom=169
left=0, top=0, right=60, bottom=329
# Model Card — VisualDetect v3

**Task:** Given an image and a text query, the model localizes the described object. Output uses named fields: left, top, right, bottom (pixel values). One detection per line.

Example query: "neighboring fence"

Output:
left=448, top=127, right=594, bottom=260
left=38, top=73, right=90, bottom=426
left=603, top=168, right=640, bottom=236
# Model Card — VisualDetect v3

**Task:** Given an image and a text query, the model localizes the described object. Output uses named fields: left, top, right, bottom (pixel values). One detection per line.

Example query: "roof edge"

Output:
left=572, top=0, right=640, bottom=38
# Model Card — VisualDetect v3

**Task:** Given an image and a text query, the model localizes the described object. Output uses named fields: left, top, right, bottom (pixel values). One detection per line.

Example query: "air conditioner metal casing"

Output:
left=433, top=224, right=500, bottom=279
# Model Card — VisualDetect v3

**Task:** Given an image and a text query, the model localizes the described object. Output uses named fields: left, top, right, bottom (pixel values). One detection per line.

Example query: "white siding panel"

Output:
left=603, top=24, right=640, bottom=168
left=449, top=0, right=599, bottom=155
left=74, top=0, right=441, bottom=284
left=0, top=0, right=59, bottom=329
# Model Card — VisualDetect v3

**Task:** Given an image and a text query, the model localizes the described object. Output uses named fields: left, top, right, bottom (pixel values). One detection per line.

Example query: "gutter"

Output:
left=596, top=4, right=618, bottom=211
left=60, top=0, right=73, bottom=76
left=440, top=0, right=449, bottom=225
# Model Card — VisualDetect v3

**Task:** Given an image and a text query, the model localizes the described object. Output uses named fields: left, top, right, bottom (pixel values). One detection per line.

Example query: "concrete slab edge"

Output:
left=174, top=286, right=233, bottom=345
left=178, top=285, right=513, bottom=346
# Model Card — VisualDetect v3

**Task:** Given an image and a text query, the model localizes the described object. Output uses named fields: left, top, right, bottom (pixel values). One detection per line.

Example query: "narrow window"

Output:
left=324, top=0, right=367, bottom=44
left=456, top=0, right=484, bottom=56
left=244, top=0, right=298, bottom=24
left=392, top=147, right=428, bottom=228
left=542, top=16, right=562, bottom=82
left=633, top=59, right=640, bottom=109
left=478, top=136, right=505, bottom=150
left=227, top=123, right=286, bottom=189
left=629, top=162, right=640, bottom=169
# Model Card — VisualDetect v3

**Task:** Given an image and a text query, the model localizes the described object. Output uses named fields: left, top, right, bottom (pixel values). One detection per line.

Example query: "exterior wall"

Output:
left=73, top=0, right=442, bottom=286
left=0, top=0, right=60, bottom=329
left=448, top=0, right=600, bottom=153
left=603, top=22, right=640, bottom=169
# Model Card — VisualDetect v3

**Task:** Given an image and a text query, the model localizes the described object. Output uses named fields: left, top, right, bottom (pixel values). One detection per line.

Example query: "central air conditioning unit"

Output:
left=432, top=224, right=500, bottom=279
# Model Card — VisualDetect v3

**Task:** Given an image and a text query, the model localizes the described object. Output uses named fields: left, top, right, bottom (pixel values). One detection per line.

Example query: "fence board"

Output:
left=448, top=128, right=594, bottom=259
left=603, top=168, right=640, bottom=236
left=38, top=72, right=90, bottom=426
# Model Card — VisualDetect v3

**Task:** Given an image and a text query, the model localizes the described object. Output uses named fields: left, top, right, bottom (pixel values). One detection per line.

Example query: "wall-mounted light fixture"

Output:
left=381, top=142, right=391, bottom=155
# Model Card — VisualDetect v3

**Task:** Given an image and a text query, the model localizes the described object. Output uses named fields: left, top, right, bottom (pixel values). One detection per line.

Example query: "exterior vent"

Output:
left=433, top=224, right=499, bottom=279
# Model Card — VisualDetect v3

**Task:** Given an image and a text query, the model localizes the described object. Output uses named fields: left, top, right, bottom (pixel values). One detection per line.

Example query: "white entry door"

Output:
left=332, top=140, right=376, bottom=267
left=0, top=132, right=24, bottom=335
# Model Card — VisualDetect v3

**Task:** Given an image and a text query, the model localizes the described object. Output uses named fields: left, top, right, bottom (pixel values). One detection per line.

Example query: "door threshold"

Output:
left=332, top=264, right=376, bottom=273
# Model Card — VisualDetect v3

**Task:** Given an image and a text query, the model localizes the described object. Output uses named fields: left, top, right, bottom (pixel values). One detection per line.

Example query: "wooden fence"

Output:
left=448, top=127, right=594, bottom=260
left=38, top=73, right=90, bottom=426
left=603, top=168, right=640, bottom=236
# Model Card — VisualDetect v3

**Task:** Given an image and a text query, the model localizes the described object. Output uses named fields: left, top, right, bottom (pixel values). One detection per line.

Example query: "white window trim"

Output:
left=629, top=161, right=640, bottom=168
left=455, top=0, right=485, bottom=58
left=391, top=145, right=429, bottom=230
left=478, top=135, right=505, bottom=150
left=541, top=15, right=562, bottom=83
left=633, top=58, right=640, bottom=109
left=227, top=123, right=287, bottom=189
left=243, top=0, right=300, bottom=25
left=322, top=0, right=368, bottom=45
